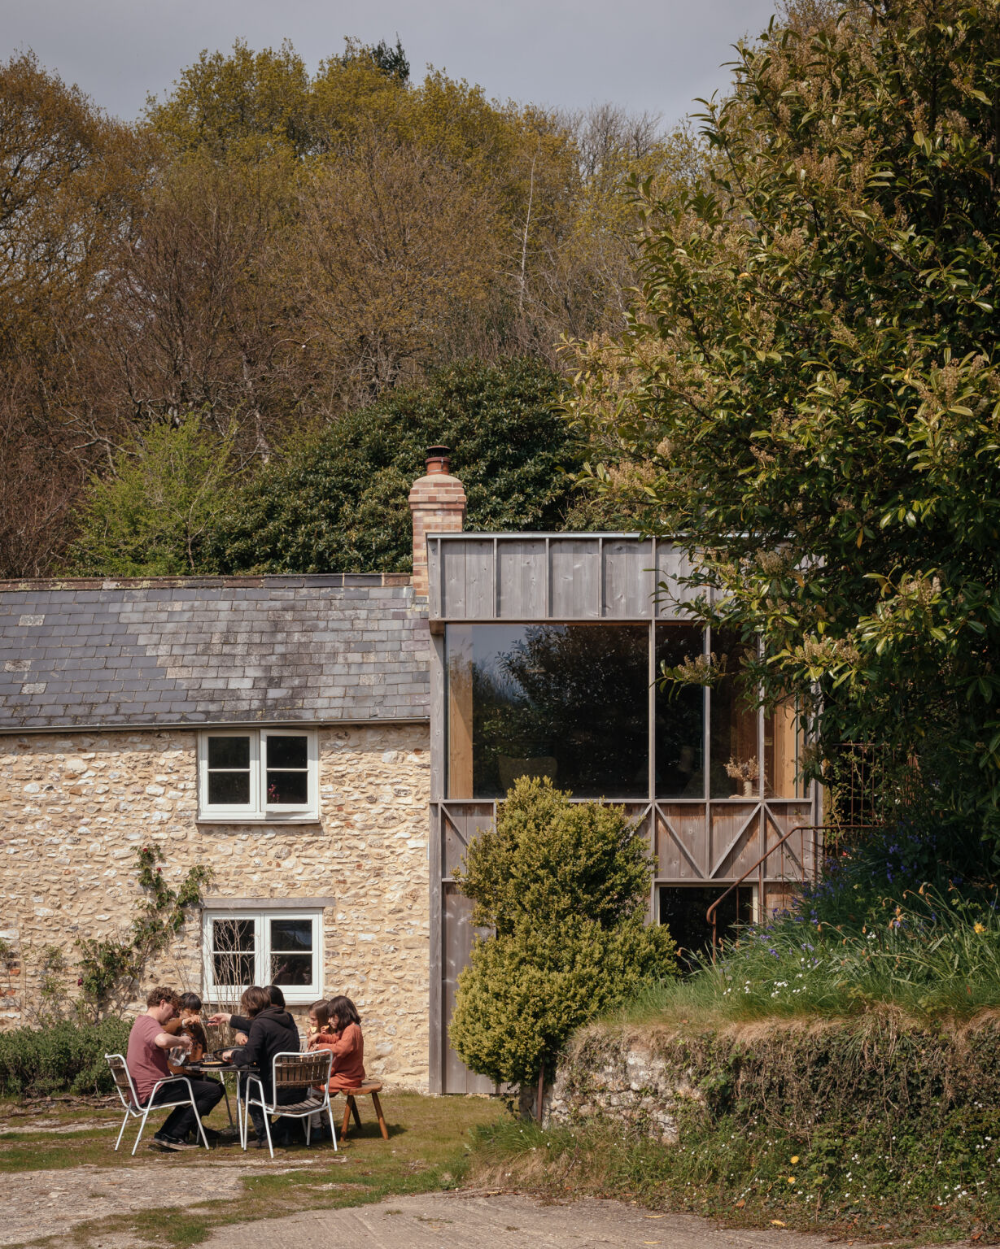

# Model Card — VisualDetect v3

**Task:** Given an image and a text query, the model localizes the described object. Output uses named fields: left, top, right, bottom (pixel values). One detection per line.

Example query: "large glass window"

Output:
left=765, top=700, right=807, bottom=798
left=709, top=632, right=760, bottom=798
left=655, top=625, right=705, bottom=798
left=446, top=623, right=649, bottom=799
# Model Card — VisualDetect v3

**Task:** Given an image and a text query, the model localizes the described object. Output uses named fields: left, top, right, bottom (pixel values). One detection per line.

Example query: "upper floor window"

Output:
left=197, top=730, right=319, bottom=821
left=445, top=622, right=809, bottom=802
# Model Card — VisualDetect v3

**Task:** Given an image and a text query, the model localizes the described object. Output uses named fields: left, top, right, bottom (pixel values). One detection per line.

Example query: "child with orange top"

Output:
left=307, top=995, right=365, bottom=1093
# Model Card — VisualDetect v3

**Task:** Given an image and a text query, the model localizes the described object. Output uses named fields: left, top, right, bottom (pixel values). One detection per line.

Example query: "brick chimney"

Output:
left=408, top=446, right=466, bottom=599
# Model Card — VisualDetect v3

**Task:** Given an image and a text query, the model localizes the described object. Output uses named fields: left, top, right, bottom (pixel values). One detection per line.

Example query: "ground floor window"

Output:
left=202, top=909, right=322, bottom=1005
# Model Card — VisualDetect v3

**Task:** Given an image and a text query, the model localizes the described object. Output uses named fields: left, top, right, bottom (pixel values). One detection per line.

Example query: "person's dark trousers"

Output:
left=247, top=1085, right=306, bottom=1145
left=144, top=1077, right=225, bottom=1141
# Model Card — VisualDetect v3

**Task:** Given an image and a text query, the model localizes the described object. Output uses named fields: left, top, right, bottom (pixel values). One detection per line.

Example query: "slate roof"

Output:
left=0, top=575, right=430, bottom=732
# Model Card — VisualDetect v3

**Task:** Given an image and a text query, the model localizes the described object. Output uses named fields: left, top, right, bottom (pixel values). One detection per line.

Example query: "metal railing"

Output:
left=706, top=823, right=880, bottom=958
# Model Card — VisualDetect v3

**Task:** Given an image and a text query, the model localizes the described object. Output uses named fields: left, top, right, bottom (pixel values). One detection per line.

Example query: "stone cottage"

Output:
left=0, top=452, right=820, bottom=1094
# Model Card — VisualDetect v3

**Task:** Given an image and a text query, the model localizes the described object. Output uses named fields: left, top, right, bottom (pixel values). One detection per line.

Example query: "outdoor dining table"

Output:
left=178, top=1058, right=249, bottom=1129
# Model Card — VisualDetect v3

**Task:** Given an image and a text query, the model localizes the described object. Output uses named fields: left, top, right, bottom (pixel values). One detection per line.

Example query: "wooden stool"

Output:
left=340, top=1080, right=388, bottom=1141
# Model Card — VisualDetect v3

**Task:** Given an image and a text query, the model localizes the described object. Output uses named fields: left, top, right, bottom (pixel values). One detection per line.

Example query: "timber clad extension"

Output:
left=425, top=534, right=820, bottom=1092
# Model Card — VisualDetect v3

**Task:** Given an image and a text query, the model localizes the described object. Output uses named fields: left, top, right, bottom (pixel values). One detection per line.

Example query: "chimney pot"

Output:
left=425, top=445, right=450, bottom=476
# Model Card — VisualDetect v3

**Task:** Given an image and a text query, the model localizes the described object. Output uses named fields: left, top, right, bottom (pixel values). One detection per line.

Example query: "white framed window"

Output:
left=197, top=729, right=319, bottom=821
left=202, top=909, right=323, bottom=1006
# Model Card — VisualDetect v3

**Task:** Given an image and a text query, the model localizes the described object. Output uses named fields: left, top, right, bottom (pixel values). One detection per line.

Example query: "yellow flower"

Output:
left=790, top=1155, right=800, bottom=1164
left=788, top=1176, right=796, bottom=1184
left=975, top=922, right=986, bottom=934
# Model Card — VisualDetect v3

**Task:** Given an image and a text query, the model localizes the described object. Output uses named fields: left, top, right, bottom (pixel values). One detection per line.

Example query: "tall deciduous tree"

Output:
left=0, top=51, right=151, bottom=574
left=572, top=0, right=1000, bottom=844
left=65, top=414, right=236, bottom=576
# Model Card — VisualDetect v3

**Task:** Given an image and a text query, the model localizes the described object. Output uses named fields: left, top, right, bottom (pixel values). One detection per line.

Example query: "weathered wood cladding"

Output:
left=425, top=533, right=822, bottom=1094
left=428, top=534, right=696, bottom=620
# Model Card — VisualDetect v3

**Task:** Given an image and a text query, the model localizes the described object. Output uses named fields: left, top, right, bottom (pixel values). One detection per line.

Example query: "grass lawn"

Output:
left=0, top=1091, right=503, bottom=1249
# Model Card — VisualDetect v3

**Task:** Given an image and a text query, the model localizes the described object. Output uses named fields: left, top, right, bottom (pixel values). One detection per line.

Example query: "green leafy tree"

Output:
left=146, top=39, right=313, bottom=160
left=572, top=0, right=1000, bottom=847
left=337, top=36, right=409, bottom=84
left=65, top=414, right=236, bottom=576
left=208, top=359, right=583, bottom=573
left=449, top=777, right=677, bottom=1094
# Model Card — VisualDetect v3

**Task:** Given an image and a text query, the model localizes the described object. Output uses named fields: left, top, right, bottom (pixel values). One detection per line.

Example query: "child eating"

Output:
left=308, top=995, right=365, bottom=1093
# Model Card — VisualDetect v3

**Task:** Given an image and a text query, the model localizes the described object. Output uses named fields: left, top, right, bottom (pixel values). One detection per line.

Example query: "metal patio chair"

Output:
left=105, top=1053, right=211, bottom=1155
left=240, top=1049, right=337, bottom=1158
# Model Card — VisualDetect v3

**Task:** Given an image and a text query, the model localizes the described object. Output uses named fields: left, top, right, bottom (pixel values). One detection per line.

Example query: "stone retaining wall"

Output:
left=0, top=723, right=431, bottom=1088
left=544, top=1031, right=704, bottom=1143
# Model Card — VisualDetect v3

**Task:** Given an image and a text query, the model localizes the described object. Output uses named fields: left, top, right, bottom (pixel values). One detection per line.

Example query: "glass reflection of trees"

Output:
left=454, top=624, right=649, bottom=799
left=654, top=625, right=705, bottom=797
left=446, top=623, right=806, bottom=801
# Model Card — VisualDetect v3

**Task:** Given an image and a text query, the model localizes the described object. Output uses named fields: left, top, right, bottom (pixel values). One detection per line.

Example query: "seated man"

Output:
left=127, top=985, right=224, bottom=1151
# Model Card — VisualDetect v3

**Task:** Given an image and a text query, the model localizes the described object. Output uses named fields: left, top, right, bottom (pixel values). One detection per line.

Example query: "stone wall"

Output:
left=544, top=1029, right=704, bottom=1144
left=0, top=723, right=432, bottom=1089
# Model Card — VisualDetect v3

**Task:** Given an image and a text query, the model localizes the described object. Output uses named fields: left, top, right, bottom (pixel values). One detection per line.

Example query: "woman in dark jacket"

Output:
left=220, top=985, right=304, bottom=1147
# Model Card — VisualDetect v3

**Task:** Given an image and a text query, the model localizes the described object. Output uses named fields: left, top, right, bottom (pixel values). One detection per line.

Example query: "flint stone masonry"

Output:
left=0, top=724, right=432, bottom=1089
left=0, top=576, right=429, bottom=731
left=544, top=1031, right=704, bottom=1143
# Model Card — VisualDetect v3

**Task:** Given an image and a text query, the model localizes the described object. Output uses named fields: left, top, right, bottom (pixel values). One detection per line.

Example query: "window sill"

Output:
left=196, top=815, right=322, bottom=826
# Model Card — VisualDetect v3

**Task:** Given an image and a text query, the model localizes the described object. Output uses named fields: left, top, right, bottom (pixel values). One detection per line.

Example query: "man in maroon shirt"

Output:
left=126, top=986, right=224, bottom=1151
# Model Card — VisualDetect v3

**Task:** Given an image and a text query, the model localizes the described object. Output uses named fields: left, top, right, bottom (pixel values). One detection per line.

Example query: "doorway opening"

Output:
left=658, top=885, right=755, bottom=967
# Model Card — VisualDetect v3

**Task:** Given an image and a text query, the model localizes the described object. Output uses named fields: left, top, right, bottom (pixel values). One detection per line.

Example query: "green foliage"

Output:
left=571, top=0, right=1000, bottom=847
left=0, top=1018, right=131, bottom=1096
left=64, top=413, right=236, bottom=577
left=208, top=359, right=583, bottom=574
left=147, top=39, right=314, bottom=159
left=621, top=880, right=1000, bottom=1026
left=449, top=777, right=677, bottom=1089
left=76, top=845, right=211, bottom=1022
left=338, top=36, right=409, bottom=85
left=457, top=776, right=656, bottom=933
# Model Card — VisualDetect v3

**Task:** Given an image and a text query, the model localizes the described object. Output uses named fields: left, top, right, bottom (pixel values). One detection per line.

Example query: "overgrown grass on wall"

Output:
left=469, top=1013, right=1000, bottom=1241
left=623, top=884, right=1000, bottom=1029
left=0, top=1019, right=131, bottom=1097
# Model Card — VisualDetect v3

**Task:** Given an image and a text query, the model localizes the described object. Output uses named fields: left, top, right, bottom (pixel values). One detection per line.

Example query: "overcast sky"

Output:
left=2, top=0, right=779, bottom=127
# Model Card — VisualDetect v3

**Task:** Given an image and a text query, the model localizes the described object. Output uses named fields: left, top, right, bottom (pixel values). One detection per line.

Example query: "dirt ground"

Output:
left=1, top=1154, right=325, bottom=1246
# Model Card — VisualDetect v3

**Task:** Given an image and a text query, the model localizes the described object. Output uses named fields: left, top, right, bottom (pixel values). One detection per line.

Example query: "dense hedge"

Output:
left=0, top=1018, right=131, bottom=1097
left=208, top=358, right=584, bottom=575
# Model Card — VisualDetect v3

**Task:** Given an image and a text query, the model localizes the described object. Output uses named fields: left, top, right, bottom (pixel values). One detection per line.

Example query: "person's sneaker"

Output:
left=150, top=1133, right=195, bottom=1151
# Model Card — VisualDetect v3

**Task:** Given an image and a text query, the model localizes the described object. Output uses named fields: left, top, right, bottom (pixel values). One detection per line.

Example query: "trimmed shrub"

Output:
left=0, top=1018, right=131, bottom=1097
left=450, top=777, right=678, bottom=1091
